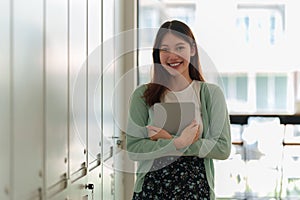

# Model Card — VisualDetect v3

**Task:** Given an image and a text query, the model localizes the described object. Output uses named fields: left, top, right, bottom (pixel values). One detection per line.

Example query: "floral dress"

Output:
left=132, top=156, right=210, bottom=200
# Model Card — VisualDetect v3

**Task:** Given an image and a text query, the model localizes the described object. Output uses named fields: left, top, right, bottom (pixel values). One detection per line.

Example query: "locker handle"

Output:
left=71, top=162, right=87, bottom=183
left=283, top=141, right=300, bottom=146
left=111, top=136, right=123, bottom=146
left=232, top=141, right=244, bottom=146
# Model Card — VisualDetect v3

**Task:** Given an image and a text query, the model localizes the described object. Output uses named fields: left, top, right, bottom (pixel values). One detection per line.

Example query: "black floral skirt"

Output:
left=132, top=156, right=210, bottom=200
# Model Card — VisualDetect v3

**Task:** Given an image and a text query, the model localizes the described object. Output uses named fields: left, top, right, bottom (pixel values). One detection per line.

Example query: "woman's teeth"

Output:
left=169, top=62, right=181, bottom=67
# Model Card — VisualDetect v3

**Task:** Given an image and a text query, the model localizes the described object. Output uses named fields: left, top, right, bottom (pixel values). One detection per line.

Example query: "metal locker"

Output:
left=45, top=0, right=69, bottom=198
left=69, top=0, right=88, bottom=183
left=87, top=0, right=102, bottom=174
left=102, top=0, right=117, bottom=198
left=87, top=167, right=102, bottom=200
left=12, top=0, right=44, bottom=199
left=0, top=0, right=11, bottom=199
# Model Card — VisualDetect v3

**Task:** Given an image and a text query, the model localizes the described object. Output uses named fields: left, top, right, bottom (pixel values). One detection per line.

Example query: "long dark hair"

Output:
left=143, top=20, right=205, bottom=106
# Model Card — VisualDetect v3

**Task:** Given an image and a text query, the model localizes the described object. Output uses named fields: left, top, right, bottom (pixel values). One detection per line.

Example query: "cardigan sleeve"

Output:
left=183, top=83, right=231, bottom=160
left=126, top=85, right=179, bottom=161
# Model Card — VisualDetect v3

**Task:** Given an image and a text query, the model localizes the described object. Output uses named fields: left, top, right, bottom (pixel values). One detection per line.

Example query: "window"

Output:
left=256, top=74, right=288, bottom=111
left=218, top=74, right=249, bottom=113
left=138, top=0, right=299, bottom=114
left=236, top=4, right=285, bottom=46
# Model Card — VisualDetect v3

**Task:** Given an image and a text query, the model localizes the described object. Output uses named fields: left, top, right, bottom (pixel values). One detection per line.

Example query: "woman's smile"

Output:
left=168, top=61, right=183, bottom=68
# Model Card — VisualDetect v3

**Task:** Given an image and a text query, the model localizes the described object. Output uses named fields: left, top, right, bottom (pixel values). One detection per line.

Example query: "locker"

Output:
left=102, top=0, right=115, bottom=163
left=87, top=0, right=102, bottom=171
left=0, top=0, right=11, bottom=199
left=45, top=0, right=69, bottom=196
left=0, top=0, right=133, bottom=199
left=87, top=166, right=102, bottom=200
left=12, top=0, right=44, bottom=199
left=69, top=0, right=88, bottom=181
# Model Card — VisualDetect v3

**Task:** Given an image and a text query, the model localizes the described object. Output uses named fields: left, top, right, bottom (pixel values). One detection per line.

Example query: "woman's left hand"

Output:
left=147, top=126, right=173, bottom=141
left=192, top=125, right=201, bottom=143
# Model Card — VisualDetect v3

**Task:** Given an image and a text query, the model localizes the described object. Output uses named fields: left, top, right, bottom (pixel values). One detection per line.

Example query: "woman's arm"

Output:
left=183, top=84, right=232, bottom=160
left=147, top=125, right=173, bottom=140
left=126, top=85, right=180, bottom=161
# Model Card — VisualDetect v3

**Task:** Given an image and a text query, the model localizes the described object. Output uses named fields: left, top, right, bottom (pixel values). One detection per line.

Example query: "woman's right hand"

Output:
left=147, top=125, right=173, bottom=141
left=174, top=120, right=199, bottom=149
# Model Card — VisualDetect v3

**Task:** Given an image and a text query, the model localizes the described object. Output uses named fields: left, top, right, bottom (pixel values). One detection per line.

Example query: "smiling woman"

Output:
left=159, top=33, right=196, bottom=82
left=126, top=20, right=231, bottom=200
left=145, top=20, right=205, bottom=104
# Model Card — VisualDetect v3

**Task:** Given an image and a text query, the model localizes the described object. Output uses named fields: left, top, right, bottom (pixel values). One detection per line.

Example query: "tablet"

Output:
left=153, top=102, right=195, bottom=135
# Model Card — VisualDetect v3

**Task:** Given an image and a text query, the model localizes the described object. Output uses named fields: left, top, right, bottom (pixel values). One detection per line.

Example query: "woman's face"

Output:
left=159, top=32, right=195, bottom=79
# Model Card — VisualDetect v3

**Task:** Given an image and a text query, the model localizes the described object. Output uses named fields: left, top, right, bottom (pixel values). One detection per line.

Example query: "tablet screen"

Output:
left=153, top=102, right=195, bottom=135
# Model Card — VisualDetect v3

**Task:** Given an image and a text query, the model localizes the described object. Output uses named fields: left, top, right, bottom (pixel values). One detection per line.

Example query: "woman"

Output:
left=126, top=20, right=231, bottom=200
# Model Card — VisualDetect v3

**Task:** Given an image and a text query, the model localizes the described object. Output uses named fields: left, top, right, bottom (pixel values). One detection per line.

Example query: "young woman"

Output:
left=126, top=20, right=231, bottom=200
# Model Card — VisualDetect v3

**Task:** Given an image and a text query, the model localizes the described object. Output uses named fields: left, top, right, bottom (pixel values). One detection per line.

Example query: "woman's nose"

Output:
left=168, top=51, right=180, bottom=59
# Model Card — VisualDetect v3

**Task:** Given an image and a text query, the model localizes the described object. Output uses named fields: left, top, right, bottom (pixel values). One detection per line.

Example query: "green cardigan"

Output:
left=126, top=81, right=231, bottom=200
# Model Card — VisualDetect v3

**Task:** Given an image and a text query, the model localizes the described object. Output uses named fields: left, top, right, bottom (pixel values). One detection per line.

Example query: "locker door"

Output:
left=102, top=0, right=116, bottom=199
left=45, top=0, right=69, bottom=198
left=87, top=167, right=102, bottom=200
left=69, top=0, right=88, bottom=183
left=0, top=0, right=11, bottom=199
left=87, top=0, right=102, bottom=199
left=12, top=0, right=44, bottom=199
left=87, top=0, right=102, bottom=173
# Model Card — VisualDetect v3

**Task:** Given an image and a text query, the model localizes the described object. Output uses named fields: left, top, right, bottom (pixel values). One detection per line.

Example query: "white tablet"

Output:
left=153, top=102, right=195, bottom=135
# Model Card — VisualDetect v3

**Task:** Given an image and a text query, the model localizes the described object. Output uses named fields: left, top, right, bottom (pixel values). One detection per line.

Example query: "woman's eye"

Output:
left=160, top=48, right=169, bottom=52
left=177, top=46, right=185, bottom=51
